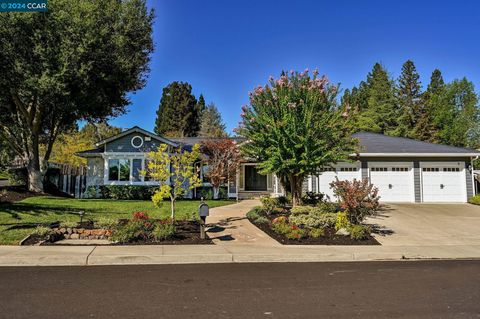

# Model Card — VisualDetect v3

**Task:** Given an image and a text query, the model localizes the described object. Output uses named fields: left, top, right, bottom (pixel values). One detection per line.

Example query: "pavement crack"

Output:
left=85, top=246, right=97, bottom=266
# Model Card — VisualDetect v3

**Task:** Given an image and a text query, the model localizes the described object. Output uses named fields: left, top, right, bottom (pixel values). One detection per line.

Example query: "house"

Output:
left=77, top=127, right=480, bottom=203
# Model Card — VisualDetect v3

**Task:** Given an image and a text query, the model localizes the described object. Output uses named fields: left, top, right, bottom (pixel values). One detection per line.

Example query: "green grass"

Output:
left=0, top=172, right=8, bottom=180
left=0, top=196, right=234, bottom=245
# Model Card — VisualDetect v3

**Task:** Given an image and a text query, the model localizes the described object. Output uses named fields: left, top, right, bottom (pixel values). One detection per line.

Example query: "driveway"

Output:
left=368, top=203, right=480, bottom=246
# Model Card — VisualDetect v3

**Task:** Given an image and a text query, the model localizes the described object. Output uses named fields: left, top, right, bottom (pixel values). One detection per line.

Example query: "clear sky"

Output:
left=109, top=0, right=480, bottom=134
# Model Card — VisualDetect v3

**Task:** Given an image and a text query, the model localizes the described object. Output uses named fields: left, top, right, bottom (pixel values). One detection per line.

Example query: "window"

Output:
left=339, top=167, right=357, bottom=172
left=131, top=136, right=144, bottom=148
left=371, top=167, right=388, bottom=172
left=392, top=167, right=409, bottom=172
left=443, top=167, right=460, bottom=172
left=320, top=167, right=335, bottom=172
left=132, top=159, right=142, bottom=182
left=108, top=159, right=119, bottom=181
left=144, top=159, right=152, bottom=181
left=108, top=159, right=131, bottom=181
left=422, top=167, right=440, bottom=172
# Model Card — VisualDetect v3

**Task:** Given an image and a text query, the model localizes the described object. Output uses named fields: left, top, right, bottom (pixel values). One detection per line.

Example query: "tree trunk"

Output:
left=289, top=174, right=303, bottom=206
left=27, top=157, right=44, bottom=193
left=213, top=186, right=220, bottom=199
left=170, top=198, right=175, bottom=219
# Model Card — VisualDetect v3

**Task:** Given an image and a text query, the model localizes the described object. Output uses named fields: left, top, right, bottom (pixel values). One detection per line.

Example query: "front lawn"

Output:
left=0, top=196, right=234, bottom=245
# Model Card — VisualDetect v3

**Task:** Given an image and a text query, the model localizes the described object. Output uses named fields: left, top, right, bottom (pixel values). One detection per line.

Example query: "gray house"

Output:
left=78, top=127, right=480, bottom=203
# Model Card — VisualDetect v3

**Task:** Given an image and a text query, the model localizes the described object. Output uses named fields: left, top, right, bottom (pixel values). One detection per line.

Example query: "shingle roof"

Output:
left=353, top=131, right=480, bottom=155
left=76, top=147, right=104, bottom=157
left=94, top=126, right=178, bottom=147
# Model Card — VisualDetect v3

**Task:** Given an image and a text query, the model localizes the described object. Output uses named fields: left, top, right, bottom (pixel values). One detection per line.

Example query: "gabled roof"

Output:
left=76, top=147, right=104, bottom=157
left=353, top=132, right=480, bottom=157
left=94, top=126, right=178, bottom=147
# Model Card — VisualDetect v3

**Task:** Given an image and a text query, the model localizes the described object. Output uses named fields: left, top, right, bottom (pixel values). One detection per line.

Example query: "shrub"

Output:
left=99, top=185, right=156, bottom=200
left=349, top=224, right=371, bottom=240
left=59, top=221, right=78, bottom=228
left=302, top=192, right=324, bottom=206
left=289, top=211, right=337, bottom=229
left=335, top=211, right=351, bottom=231
left=285, top=225, right=306, bottom=240
left=317, top=201, right=339, bottom=213
left=309, top=228, right=325, bottom=238
left=199, top=187, right=214, bottom=200
left=260, top=196, right=277, bottom=214
left=83, top=186, right=99, bottom=199
left=255, top=216, right=269, bottom=224
left=246, top=207, right=264, bottom=221
left=110, top=212, right=154, bottom=243
left=276, top=196, right=290, bottom=209
left=330, top=178, right=380, bottom=224
left=468, top=195, right=480, bottom=205
left=290, top=205, right=317, bottom=215
left=94, top=217, right=118, bottom=230
left=32, top=226, right=53, bottom=237
left=271, top=216, right=290, bottom=235
left=152, top=220, right=176, bottom=240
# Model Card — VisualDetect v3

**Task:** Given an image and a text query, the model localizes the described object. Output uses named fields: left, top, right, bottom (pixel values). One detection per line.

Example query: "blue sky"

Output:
left=109, top=0, right=480, bottom=134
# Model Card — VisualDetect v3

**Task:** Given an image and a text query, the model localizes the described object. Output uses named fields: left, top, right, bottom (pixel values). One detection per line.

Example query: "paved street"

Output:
left=0, top=260, right=479, bottom=318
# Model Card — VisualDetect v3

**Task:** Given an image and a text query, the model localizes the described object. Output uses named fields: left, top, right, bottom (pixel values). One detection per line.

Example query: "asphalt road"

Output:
left=0, top=260, right=479, bottom=318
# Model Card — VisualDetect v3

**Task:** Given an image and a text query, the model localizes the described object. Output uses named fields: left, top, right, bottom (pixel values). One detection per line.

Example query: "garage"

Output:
left=421, top=162, right=466, bottom=202
left=368, top=162, right=415, bottom=202
left=316, top=162, right=361, bottom=201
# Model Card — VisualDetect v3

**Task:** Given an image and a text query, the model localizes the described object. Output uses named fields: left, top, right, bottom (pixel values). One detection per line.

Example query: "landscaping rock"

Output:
left=335, top=228, right=350, bottom=236
left=67, top=228, right=72, bottom=234
left=70, top=234, right=79, bottom=239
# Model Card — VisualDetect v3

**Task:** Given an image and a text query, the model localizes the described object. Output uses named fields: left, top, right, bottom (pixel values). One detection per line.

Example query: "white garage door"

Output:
left=317, top=163, right=360, bottom=201
left=369, top=162, right=414, bottom=202
left=421, top=162, right=466, bottom=202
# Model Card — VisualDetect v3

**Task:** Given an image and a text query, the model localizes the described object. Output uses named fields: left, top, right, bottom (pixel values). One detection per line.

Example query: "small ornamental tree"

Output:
left=143, top=144, right=202, bottom=219
left=201, top=139, right=241, bottom=199
left=330, top=178, right=380, bottom=224
left=237, top=70, right=357, bottom=206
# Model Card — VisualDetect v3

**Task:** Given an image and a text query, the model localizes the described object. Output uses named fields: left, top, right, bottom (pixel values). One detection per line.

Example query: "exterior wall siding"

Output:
left=86, top=157, right=104, bottom=187
left=105, top=133, right=164, bottom=153
left=465, top=161, right=474, bottom=199
left=413, top=161, right=421, bottom=202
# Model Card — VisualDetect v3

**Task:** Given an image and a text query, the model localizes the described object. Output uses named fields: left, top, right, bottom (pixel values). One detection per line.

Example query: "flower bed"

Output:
left=22, top=212, right=212, bottom=245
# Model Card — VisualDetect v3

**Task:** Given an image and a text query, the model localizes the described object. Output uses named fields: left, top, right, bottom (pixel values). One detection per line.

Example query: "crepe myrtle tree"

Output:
left=236, top=70, right=357, bottom=206
left=143, top=144, right=203, bottom=219
left=201, top=139, right=241, bottom=199
left=0, top=0, right=154, bottom=192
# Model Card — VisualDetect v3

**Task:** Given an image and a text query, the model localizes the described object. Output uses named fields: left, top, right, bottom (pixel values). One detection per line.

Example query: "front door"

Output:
left=245, top=165, right=267, bottom=191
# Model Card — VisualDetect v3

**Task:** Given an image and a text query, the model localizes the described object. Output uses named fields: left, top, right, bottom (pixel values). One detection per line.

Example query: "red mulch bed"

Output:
left=248, top=213, right=380, bottom=246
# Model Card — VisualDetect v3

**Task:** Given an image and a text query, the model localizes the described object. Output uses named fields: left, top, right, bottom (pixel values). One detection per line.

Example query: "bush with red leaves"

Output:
left=330, top=178, right=380, bottom=224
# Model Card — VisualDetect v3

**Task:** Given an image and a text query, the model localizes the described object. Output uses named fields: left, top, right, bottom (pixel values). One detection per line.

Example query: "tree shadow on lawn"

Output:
left=0, top=202, right=96, bottom=225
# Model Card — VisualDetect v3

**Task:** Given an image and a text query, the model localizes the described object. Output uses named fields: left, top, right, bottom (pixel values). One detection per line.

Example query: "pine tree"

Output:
left=199, top=103, right=227, bottom=137
left=154, top=82, right=199, bottom=137
left=356, top=63, right=397, bottom=134
left=394, top=60, right=422, bottom=137
left=412, top=69, right=445, bottom=142
left=192, top=94, right=206, bottom=135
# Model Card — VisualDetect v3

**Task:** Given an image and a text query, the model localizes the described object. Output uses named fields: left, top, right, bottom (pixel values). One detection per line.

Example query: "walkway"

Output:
left=206, top=199, right=281, bottom=246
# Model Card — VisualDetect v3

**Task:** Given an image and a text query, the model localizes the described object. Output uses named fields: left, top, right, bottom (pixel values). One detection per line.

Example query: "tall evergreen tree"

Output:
left=356, top=63, right=397, bottom=134
left=199, top=103, right=227, bottom=137
left=394, top=60, right=422, bottom=137
left=434, top=78, right=480, bottom=148
left=191, top=94, right=206, bottom=135
left=154, top=82, right=199, bottom=137
left=412, top=69, right=445, bottom=142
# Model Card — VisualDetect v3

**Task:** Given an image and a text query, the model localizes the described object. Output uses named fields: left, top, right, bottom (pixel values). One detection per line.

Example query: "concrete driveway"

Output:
left=367, top=203, right=480, bottom=246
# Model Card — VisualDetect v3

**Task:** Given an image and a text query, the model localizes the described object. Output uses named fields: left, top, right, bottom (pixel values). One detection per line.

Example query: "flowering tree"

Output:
left=237, top=70, right=357, bottom=206
left=201, top=139, right=241, bottom=199
left=143, top=144, right=202, bottom=219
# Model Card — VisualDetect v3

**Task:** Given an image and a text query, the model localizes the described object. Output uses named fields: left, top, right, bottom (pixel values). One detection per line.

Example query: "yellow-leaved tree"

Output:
left=143, top=144, right=203, bottom=219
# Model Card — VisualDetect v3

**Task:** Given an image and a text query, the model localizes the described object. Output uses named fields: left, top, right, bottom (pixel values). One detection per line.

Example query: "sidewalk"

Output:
left=0, top=244, right=479, bottom=266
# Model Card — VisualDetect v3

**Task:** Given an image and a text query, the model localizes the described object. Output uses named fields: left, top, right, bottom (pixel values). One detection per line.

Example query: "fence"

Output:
left=9, top=160, right=87, bottom=198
